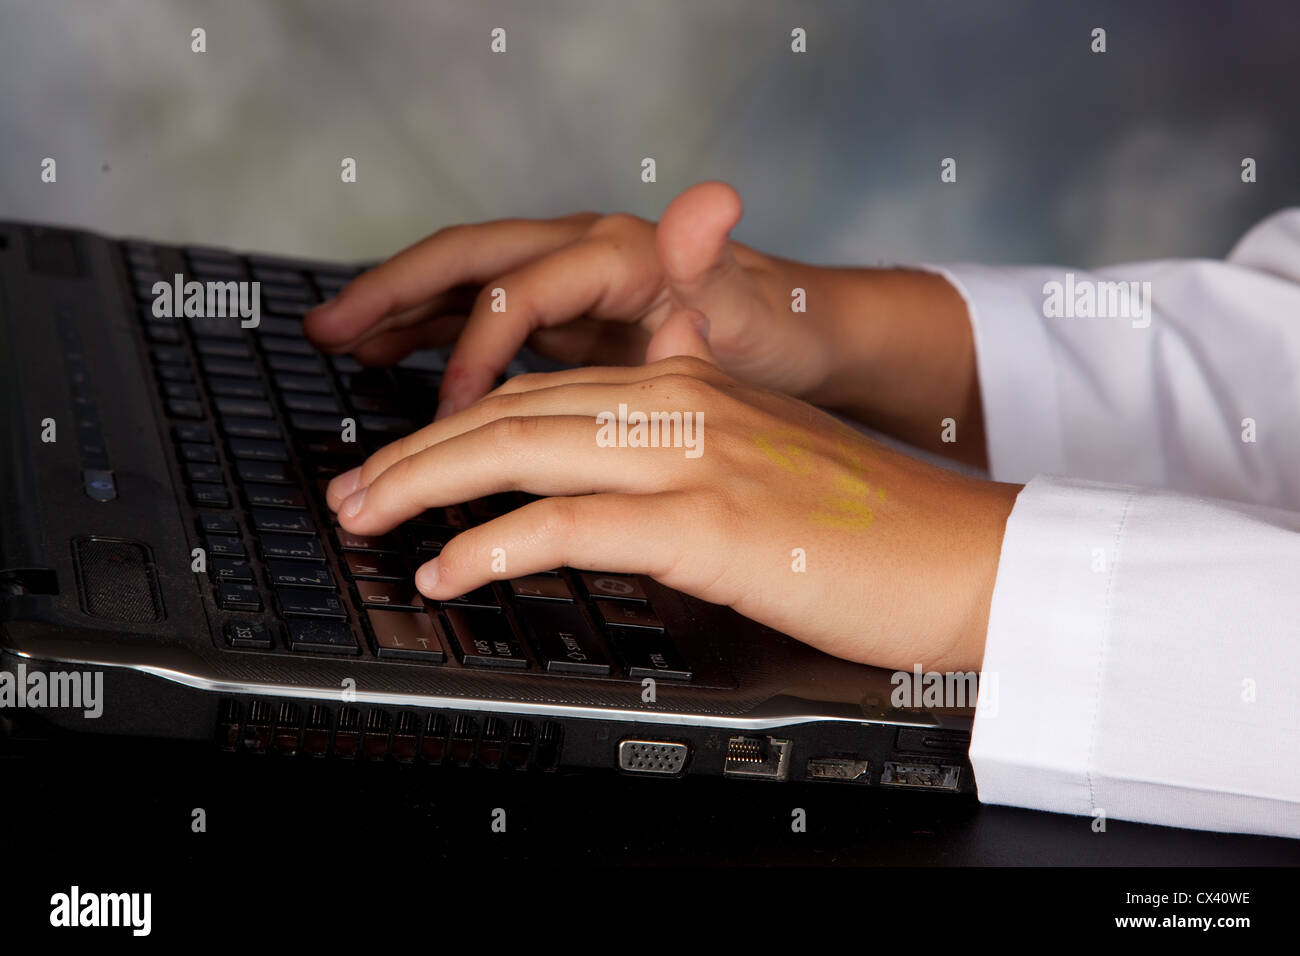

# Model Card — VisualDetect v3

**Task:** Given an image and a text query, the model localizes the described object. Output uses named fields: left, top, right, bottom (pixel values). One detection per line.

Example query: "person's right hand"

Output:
left=302, top=181, right=839, bottom=420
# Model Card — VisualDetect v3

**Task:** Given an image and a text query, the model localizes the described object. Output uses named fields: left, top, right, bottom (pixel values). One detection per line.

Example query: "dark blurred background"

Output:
left=2, top=0, right=1297, bottom=267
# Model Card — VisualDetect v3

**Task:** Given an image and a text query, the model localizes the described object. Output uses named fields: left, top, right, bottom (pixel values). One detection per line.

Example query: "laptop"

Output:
left=0, top=221, right=974, bottom=791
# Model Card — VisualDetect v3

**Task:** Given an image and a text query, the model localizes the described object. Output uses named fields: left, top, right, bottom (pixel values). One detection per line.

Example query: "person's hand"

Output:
left=302, top=181, right=842, bottom=421
left=325, top=309, right=1020, bottom=672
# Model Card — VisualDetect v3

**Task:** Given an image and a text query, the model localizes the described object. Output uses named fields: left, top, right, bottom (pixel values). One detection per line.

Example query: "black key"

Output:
left=260, top=281, right=313, bottom=302
left=406, top=525, right=456, bottom=555
left=261, top=336, right=315, bottom=355
left=256, top=316, right=306, bottom=334
left=286, top=619, right=358, bottom=655
left=359, top=414, right=414, bottom=434
left=277, top=586, right=346, bottom=619
left=283, top=392, right=341, bottom=415
left=237, top=459, right=294, bottom=484
left=342, top=552, right=406, bottom=580
left=289, top=412, right=344, bottom=433
left=519, top=603, right=611, bottom=675
left=260, top=534, right=324, bottom=561
left=206, top=534, right=246, bottom=558
left=302, top=435, right=353, bottom=457
left=264, top=301, right=313, bottom=320
left=186, top=315, right=244, bottom=339
left=164, top=381, right=200, bottom=401
left=151, top=345, right=189, bottom=365
left=230, top=438, right=287, bottom=461
left=355, top=579, right=424, bottom=609
left=579, top=572, right=648, bottom=602
left=222, top=416, right=281, bottom=440
left=336, top=530, right=400, bottom=552
left=274, top=372, right=333, bottom=394
left=348, top=393, right=403, bottom=415
left=144, top=323, right=183, bottom=344
left=194, top=337, right=250, bottom=358
left=608, top=628, right=692, bottom=681
left=210, top=376, right=265, bottom=399
left=199, top=513, right=238, bottom=534
left=444, top=585, right=500, bottom=609
left=593, top=599, right=664, bottom=630
left=267, top=353, right=323, bottom=374
left=225, top=619, right=271, bottom=649
left=174, top=422, right=211, bottom=443
left=180, top=441, right=218, bottom=463
left=443, top=607, right=527, bottom=669
left=212, top=558, right=253, bottom=582
left=186, top=462, right=223, bottom=483
left=252, top=265, right=303, bottom=284
left=245, top=483, right=305, bottom=509
left=218, top=582, right=262, bottom=612
left=332, top=356, right=364, bottom=374
left=369, top=609, right=443, bottom=662
left=168, top=399, right=205, bottom=419
left=200, top=357, right=258, bottom=379
left=215, top=397, right=273, bottom=419
left=267, top=560, right=334, bottom=589
left=509, top=575, right=574, bottom=602
left=252, top=508, right=314, bottom=535
left=191, top=482, right=230, bottom=507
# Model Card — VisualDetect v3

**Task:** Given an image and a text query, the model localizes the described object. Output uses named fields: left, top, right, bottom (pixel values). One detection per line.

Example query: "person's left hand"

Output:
left=326, top=309, right=1020, bottom=672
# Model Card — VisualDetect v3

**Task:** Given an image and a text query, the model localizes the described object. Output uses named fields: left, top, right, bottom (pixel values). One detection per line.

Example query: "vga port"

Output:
left=618, top=739, right=690, bottom=775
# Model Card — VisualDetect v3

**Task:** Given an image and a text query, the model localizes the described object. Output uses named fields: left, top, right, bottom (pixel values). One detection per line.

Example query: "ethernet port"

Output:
left=723, top=735, right=792, bottom=780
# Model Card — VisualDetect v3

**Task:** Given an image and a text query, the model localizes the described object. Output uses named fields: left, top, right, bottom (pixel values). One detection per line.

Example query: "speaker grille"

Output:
left=72, top=537, right=164, bottom=622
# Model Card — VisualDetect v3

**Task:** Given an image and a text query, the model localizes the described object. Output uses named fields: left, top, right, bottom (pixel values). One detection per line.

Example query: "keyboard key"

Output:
left=151, top=345, right=189, bottom=365
left=186, top=315, right=243, bottom=339
left=442, top=607, right=527, bottom=669
left=164, top=382, right=200, bottom=401
left=209, top=376, right=265, bottom=399
left=199, top=513, right=238, bottom=534
left=444, top=585, right=500, bottom=609
left=608, top=628, right=692, bottom=681
left=359, top=414, right=415, bottom=434
left=195, top=337, right=250, bottom=358
left=230, top=437, right=288, bottom=461
left=180, top=441, right=218, bottom=463
left=215, top=397, right=273, bottom=419
left=174, top=422, right=211, bottom=443
left=519, top=603, right=611, bottom=675
left=205, top=534, right=246, bottom=558
left=145, top=322, right=183, bottom=344
left=261, top=336, right=315, bottom=356
left=260, top=534, right=324, bottom=561
left=225, top=619, right=271, bottom=649
left=186, top=462, right=223, bottom=483
left=343, top=551, right=407, bottom=580
left=369, top=609, right=444, bottom=662
left=251, top=265, right=304, bottom=284
left=200, top=356, right=258, bottom=378
left=267, top=353, right=323, bottom=374
left=274, top=372, right=333, bottom=394
left=509, top=575, right=574, bottom=602
left=191, top=482, right=230, bottom=507
left=283, top=392, right=341, bottom=415
left=260, top=281, right=313, bottom=302
left=245, top=483, right=305, bottom=509
left=579, top=572, right=648, bottom=602
left=218, top=582, right=262, bottom=612
left=237, top=459, right=295, bottom=484
left=593, top=599, right=664, bottom=630
left=168, top=399, right=205, bottom=419
left=355, top=579, right=424, bottom=609
left=212, top=558, right=253, bottom=582
left=252, top=508, right=314, bottom=535
left=222, top=416, right=281, bottom=440
left=289, top=412, right=344, bottom=433
left=267, top=560, right=334, bottom=589
left=257, top=315, right=307, bottom=333
left=286, top=619, right=358, bottom=655
left=336, top=530, right=401, bottom=552
left=276, top=586, right=346, bottom=619
left=406, top=525, right=456, bottom=554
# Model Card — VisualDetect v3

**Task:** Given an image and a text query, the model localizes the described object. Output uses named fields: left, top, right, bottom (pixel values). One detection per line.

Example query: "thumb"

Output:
left=645, top=308, right=717, bottom=365
left=656, top=181, right=744, bottom=293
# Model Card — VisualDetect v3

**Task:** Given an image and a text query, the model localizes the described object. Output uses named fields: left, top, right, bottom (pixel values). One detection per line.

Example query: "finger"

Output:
left=335, top=415, right=686, bottom=534
left=326, top=360, right=731, bottom=507
left=414, top=492, right=698, bottom=597
left=349, top=314, right=467, bottom=367
left=656, top=181, right=745, bottom=294
left=306, top=285, right=478, bottom=355
left=436, top=236, right=653, bottom=419
left=303, top=214, right=597, bottom=349
left=644, top=307, right=716, bottom=364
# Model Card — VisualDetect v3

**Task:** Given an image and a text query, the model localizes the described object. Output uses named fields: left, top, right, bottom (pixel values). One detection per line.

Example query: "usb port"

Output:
left=880, top=761, right=961, bottom=791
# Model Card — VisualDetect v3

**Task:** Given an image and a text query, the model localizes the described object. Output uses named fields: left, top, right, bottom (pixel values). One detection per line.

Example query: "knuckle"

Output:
left=587, top=212, right=644, bottom=237
left=534, top=497, right=579, bottom=544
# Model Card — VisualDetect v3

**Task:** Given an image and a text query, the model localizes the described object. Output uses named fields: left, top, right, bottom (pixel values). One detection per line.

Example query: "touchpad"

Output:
left=72, top=537, right=165, bottom=623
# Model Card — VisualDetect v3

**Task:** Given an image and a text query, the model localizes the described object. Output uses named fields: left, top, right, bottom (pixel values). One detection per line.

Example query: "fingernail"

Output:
left=415, top=560, right=439, bottom=594
left=329, top=466, right=363, bottom=501
left=342, top=486, right=367, bottom=517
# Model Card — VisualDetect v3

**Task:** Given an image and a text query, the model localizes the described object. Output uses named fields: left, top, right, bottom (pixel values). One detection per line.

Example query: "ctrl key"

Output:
left=608, top=627, right=693, bottom=681
left=225, top=619, right=272, bottom=650
left=287, top=619, right=359, bottom=656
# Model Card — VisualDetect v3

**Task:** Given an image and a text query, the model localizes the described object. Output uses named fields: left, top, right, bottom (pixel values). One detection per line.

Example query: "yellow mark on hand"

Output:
left=754, top=429, right=881, bottom=531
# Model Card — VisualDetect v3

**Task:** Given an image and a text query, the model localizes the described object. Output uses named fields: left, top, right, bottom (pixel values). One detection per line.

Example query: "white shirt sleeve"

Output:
left=936, top=209, right=1300, bottom=838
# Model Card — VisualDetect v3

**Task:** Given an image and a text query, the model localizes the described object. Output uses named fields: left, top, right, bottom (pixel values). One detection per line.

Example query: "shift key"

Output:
left=519, top=603, right=610, bottom=675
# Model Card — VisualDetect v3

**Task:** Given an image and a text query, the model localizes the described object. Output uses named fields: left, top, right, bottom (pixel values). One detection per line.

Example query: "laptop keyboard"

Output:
left=120, top=240, right=693, bottom=683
